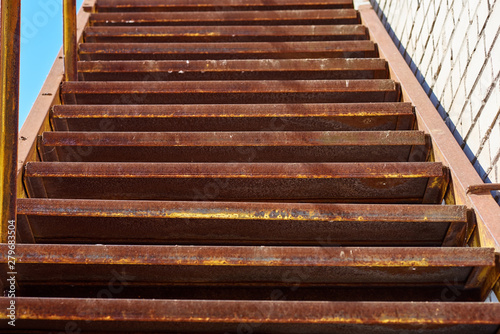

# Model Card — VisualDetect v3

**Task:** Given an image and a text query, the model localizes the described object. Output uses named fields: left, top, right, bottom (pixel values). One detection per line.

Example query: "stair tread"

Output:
left=84, top=25, right=367, bottom=42
left=51, top=103, right=415, bottom=131
left=62, top=79, right=396, bottom=93
left=78, top=58, right=388, bottom=81
left=52, top=102, right=412, bottom=117
left=18, top=199, right=467, bottom=246
left=2, top=298, right=499, bottom=332
left=79, top=40, right=377, bottom=60
left=0, top=245, right=493, bottom=289
left=40, top=131, right=425, bottom=146
left=5, top=244, right=489, bottom=265
left=95, top=0, right=354, bottom=11
left=24, top=162, right=447, bottom=203
left=18, top=198, right=467, bottom=222
left=90, top=9, right=360, bottom=26
left=25, top=161, right=443, bottom=178
left=2, top=298, right=500, bottom=323
left=38, top=130, right=427, bottom=162
left=85, top=25, right=366, bottom=35
left=78, top=58, right=387, bottom=73
left=61, top=79, right=399, bottom=104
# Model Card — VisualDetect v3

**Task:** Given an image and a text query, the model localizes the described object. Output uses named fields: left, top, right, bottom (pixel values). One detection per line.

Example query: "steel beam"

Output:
left=63, top=0, right=78, bottom=81
left=0, top=0, right=20, bottom=243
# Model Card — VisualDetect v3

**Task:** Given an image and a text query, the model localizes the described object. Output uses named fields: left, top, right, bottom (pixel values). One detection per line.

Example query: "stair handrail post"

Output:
left=0, top=0, right=21, bottom=243
left=63, top=0, right=78, bottom=81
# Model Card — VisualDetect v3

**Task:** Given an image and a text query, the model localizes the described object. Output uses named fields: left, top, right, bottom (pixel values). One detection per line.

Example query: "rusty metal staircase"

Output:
left=1, top=0, right=500, bottom=332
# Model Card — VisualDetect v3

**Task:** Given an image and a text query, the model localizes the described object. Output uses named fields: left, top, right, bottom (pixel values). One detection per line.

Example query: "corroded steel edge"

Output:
left=0, top=244, right=494, bottom=266
left=358, top=4, right=500, bottom=298
left=16, top=0, right=96, bottom=199
left=0, top=298, right=499, bottom=324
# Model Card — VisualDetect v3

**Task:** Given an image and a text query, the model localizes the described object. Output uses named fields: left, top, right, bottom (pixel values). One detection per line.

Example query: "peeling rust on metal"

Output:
left=90, top=9, right=360, bottom=26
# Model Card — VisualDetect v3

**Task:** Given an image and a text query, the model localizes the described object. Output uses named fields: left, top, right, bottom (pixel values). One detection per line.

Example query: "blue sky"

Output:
left=20, top=0, right=84, bottom=128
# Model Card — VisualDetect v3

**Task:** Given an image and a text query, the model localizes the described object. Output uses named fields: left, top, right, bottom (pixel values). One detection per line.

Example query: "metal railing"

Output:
left=0, top=0, right=77, bottom=243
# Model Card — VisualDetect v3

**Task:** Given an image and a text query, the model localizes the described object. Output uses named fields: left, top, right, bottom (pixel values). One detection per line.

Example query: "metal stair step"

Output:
left=0, top=244, right=493, bottom=289
left=51, top=103, right=415, bottom=132
left=17, top=199, right=469, bottom=246
left=24, top=162, right=448, bottom=203
left=60, top=80, right=399, bottom=104
left=78, top=58, right=388, bottom=81
left=95, top=0, right=354, bottom=12
left=79, top=41, right=378, bottom=60
left=38, top=131, right=429, bottom=163
left=1, top=298, right=499, bottom=333
left=84, top=25, right=368, bottom=43
left=89, top=9, right=361, bottom=26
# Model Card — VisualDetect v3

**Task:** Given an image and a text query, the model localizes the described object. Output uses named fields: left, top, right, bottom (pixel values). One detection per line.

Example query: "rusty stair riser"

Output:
left=95, top=0, right=355, bottom=12
left=77, top=58, right=389, bottom=81
left=17, top=199, right=468, bottom=246
left=37, top=131, right=428, bottom=163
left=83, top=25, right=368, bottom=43
left=79, top=41, right=379, bottom=60
left=89, top=9, right=361, bottom=26
left=1, top=298, right=500, bottom=333
left=50, top=102, right=415, bottom=132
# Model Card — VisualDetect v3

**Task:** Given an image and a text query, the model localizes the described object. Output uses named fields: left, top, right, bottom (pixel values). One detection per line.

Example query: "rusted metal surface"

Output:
left=90, top=9, right=360, bottom=26
left=0, top=245, right=493, bottom=288
left=61, top=79, right=397, bottom=93
left=78, top=58, right=388, bottom=81
left=38, top=144, right=423, bottom=163
left=359, top=5, right=500, bottom=254
left=78, top=58, right=387, bottom=73
left=40, top=130, right=425, bottom=147
left=17, top=199, right=467, bottom=222
left=465, top=265, right=495, bottom=290
left=50, top=102, right=415, bottom=132
left=467, top=183, right=500, bottom=195
left=52, top=102, right=412, bottom=118
left=0, top=0, right=20, bottom=243
left=25, top=161, right=444, bottom=178
left=84, top=25, right=368, bottom=43
left=79, top=41, right=378, bottom=60
left=0, top=298, right=500, bottom=333
left=60, top=79, right=399, bottom=104
left=96, top=0, right=355, bottom=12
left=63, top=0, right=78, bottom=81
left=24, top=161, right=447, bottom=203
left=9, top=0, right=500, bottom=327
left=17, top=198, right=467, bottom=246
left=2, top=244, right=491, bottom=266
left=38, top=130, right=427, bottom=162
